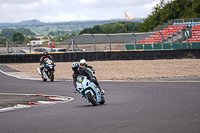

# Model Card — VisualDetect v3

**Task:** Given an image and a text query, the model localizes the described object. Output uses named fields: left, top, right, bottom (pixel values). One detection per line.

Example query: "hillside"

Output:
left=0, top=19, right=144, bottom=35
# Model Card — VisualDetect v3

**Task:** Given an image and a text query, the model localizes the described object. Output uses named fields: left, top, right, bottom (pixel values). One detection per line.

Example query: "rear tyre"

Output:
left=50, top=71, right=54, bottom=82
left=86, top=92, right=98, bottom=106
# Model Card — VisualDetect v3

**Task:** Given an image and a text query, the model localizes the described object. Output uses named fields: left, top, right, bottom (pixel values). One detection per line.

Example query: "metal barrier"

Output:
left=125, top=43, right=200, bottom=50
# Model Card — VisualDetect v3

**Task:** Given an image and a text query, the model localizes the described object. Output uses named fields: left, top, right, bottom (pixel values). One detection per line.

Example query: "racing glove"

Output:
left=90, top=78, right=96, bottom=82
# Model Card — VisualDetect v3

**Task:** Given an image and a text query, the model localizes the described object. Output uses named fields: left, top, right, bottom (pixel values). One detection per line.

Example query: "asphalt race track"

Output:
left=0, top=66, right=200, bottom=133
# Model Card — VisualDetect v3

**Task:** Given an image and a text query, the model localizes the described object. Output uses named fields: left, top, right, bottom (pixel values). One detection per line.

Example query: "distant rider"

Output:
left=40, top=51, right=55, bottom=73
left=72, top=63, right=105, bottom=94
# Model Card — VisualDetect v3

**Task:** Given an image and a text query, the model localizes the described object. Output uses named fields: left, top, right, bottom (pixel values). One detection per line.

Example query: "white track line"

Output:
left=0, top=70, right=60, bottom=81
left=0, top=70, right=41, bottom=80
left=0, top=104, right=32, bottom=113
left=1, top=69, right=200, bottom=83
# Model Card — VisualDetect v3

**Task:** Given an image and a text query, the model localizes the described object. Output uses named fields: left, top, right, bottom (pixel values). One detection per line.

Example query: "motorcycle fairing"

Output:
left=76, top=76, right=102, bottom=103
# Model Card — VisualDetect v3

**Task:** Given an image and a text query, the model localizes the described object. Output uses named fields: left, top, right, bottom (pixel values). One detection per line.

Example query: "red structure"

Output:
left=48, top=41, right=56, bottom=48
left=137, top=25, right=187, bottom=44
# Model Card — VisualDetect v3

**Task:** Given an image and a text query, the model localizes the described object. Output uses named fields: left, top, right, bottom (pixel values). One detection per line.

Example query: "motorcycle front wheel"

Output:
left=100, top=95, right=105, bottom=104
left=86, top=92, right=98, bottom=106
left=42, top=76, right=47, bottom=82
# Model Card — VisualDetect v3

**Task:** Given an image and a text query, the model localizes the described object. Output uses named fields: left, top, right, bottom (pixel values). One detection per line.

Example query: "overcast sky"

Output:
left=0, top=0, right=171, bottom=23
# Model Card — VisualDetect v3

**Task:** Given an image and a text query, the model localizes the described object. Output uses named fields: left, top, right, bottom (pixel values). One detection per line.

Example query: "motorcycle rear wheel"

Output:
left=50, top=71, right=54, bottom=82
left=86, top=92, right=98, bottom=106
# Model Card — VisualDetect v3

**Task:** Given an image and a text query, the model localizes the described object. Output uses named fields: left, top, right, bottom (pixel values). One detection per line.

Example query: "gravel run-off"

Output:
left=6, top=59, right=200, bottom=81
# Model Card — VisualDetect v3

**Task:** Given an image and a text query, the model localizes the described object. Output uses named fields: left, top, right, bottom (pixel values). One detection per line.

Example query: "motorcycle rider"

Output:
left=72, top=62, right=105, bottom=94
left=80, top=59, right=94, bottom=71
left=40, top=51, right=55, bottom=73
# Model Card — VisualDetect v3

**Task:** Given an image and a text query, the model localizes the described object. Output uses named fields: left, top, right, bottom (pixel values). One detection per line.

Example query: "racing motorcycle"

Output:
left=76, top=75, right=105, bottom=106
left=37, top=58, right=55, bottom=82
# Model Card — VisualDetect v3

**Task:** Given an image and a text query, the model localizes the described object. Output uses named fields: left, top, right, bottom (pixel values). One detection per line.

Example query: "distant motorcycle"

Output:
left=37, top=58, right=55, bottom=82
left=76, top=75, right=105, bottom=106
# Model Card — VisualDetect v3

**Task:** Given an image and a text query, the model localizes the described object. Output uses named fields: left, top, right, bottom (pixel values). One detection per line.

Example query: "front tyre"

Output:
left=42, top=75, right=47, bottom=82
left=42, top=71, right=47, bottom=82
left=86, top=92, right=98, bottom=106
left=100, top=95, right=105, bottom=104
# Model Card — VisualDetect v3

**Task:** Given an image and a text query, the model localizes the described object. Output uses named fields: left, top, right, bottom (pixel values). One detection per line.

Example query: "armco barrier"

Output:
left=0, top=49, right=200, bottom=63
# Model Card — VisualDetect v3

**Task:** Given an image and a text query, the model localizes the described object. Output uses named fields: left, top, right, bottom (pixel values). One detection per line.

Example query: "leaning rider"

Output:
left=40, top=51, right=55, bottom=73
left=71, top=63, right=105, bottom=94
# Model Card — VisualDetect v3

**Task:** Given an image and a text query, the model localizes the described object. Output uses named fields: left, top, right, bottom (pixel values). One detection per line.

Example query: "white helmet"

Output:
left=80, top=59, right=86, bottom=66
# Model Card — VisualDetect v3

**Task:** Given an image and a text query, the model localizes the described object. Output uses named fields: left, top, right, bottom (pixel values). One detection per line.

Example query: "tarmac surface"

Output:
left=0, top=65, right=69, bottom=110
left=0, top=64, right=200, bottom=110
left=1, top=64, right=200, bottom=133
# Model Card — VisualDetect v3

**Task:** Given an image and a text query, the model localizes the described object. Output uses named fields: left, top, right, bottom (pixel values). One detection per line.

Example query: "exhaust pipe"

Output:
left=37, top=68, right=41, bottom=75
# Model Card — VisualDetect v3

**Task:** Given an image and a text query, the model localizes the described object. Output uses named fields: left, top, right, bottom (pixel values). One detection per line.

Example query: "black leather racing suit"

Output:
left=39, top=55, right=55, bottom=72
left=72, top=66, right=100, bottom=89
left=85, top=64, right=93, bottom=70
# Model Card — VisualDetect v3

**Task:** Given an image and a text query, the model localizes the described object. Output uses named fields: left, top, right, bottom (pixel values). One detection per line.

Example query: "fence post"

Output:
left=91, top=34, right=96, bottom=51
left=69, top=34, right=74, bottom=51
left=27, top=36, right=31, bottom=53
left=132, top=32, right=136, bottom=50
left=159, top=32, right=164, bottom=49
left=48, top=35, right=53, bottom=52
left=185, top=31, right=189, bottom=49
left=107, top=33, right=111, bottom=51
left=4, top=37, right=9, bottom=54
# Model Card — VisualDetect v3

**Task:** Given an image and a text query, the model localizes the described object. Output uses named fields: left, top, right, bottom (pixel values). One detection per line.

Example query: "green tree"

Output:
left=54, top=34, right=70, bottom=42
left=16, top=28, right=35, bottom=37
left=1, top=28, right=16, bottom=37
left=93, top=25, right=102, bottom=33
left=13, top=32, right=25, bottom=44
left=79, top=21, right=141, bottom=34
left=48, top=31, right=54, bottom=36
left=0, top=34, right=6, bottom=44
left=54, top=30, right=66, bottom=36
left=138, top=0, right=200, bottom=32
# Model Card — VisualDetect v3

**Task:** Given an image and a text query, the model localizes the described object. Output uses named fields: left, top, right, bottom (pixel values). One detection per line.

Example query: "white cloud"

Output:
left=77, top=0, right=94, bottom=4
left=0, top=0, right=172, bottom=23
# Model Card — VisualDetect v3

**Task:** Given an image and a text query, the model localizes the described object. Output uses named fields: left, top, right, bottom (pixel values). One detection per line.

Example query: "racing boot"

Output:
left=98, top=86, right=105, bottom=95
left=74, top=88, right=79, bottom=93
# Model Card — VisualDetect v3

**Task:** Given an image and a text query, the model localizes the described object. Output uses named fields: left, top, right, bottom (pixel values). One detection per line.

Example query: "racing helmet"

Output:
left=43, top=51, right=48, bottom=58
left=72, top=63, right=79, bottom=72
left=80, top=59, right=86, bottom=66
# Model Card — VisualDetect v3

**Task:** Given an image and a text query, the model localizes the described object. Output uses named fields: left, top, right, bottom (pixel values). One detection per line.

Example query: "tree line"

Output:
left=79, top=0, right=200, bottom=34
left=0, top=21, right=140, bottom=44
left=0, top=27, right=73, bottom=44
left=138, top=0, right=200, bottom=32
left=79, top=21, right=141, bottom=34
left=0, top=28, right=36, bottom=44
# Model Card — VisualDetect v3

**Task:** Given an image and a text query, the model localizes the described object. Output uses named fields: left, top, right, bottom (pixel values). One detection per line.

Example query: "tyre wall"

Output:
left=0, top=49, right=200, bottom=63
